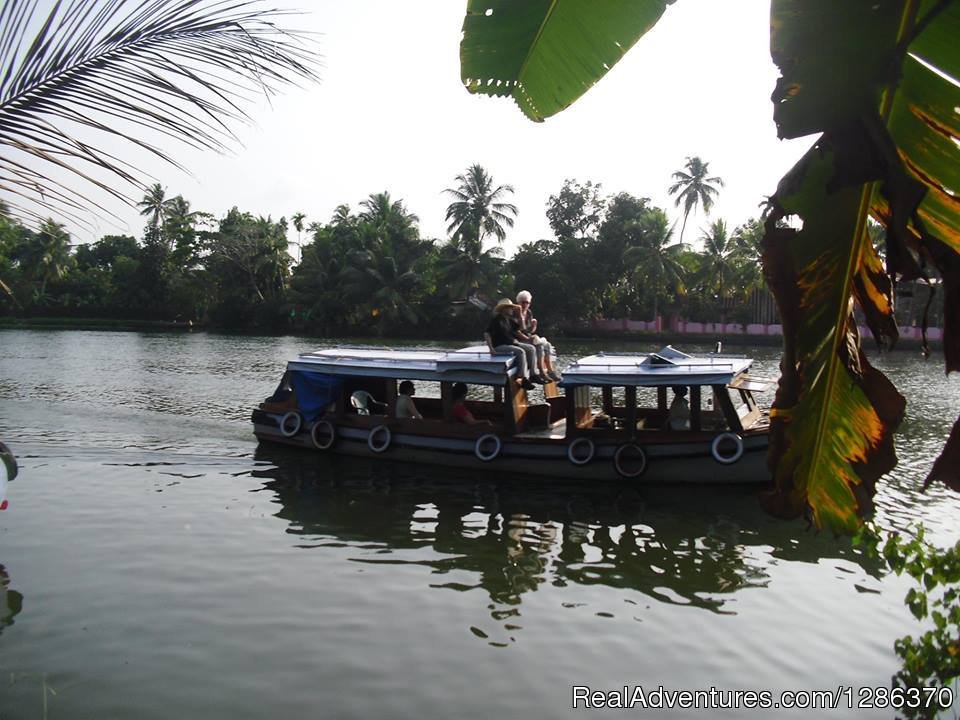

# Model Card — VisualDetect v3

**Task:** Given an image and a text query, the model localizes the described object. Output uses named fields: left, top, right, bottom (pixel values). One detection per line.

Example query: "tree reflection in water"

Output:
left=252, top=447, right=884, bottom=637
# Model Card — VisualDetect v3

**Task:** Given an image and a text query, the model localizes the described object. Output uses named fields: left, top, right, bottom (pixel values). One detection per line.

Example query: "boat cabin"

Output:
left=253, top=344, right=774, bottom=484
left=269, top=345, right=564, bottom=439
left=559, top=347, right=770, bottom=439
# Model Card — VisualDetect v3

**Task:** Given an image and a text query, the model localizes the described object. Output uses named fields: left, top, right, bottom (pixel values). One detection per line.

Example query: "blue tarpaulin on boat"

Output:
left=290, top=371, right=342, bottom=422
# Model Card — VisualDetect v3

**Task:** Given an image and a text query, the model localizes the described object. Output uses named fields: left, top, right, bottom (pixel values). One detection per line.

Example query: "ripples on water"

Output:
left=0, top=329, right=958, bottom=719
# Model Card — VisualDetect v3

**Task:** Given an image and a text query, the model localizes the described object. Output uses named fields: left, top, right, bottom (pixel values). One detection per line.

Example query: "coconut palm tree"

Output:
left=163, top=196, right=202, bottom=268
left=360, top=192, right=419, bottom=238
left=668, top=156, right=724, bottom=243
left=31, top=220, right=74, bottom=297
left=344, top=245, right=421, bottom=333
left=730, top=218, right=765, bottom=295
left=291, top=212, right=307, bottom=264
left=358, top=192, right=427, bottom=268
left=436, top=236, right=505, bottom=300
left=331, top=205, right=353, bottom=228
left=443, top=164, right=518, bottom=249
left=138, top=184, right=169, bottom=230
left=623, top=210, right=686, bottom=321
left=698, top=219, right=737, bottom=302
left=0, top=0, right=319, bottom=226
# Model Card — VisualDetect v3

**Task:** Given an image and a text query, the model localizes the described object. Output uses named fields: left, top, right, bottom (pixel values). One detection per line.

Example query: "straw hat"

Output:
left=493, top=298, right=520, bottom=314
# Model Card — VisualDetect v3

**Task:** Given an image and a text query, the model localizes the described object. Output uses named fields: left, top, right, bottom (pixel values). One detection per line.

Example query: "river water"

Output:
left=0, top=329, right=958, bottom=719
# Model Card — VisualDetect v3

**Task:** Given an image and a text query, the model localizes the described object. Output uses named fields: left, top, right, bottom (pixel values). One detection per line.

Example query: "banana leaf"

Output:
left=763, top=0, right=960, bottom=523
left=460, top=0, right=672, bottom=122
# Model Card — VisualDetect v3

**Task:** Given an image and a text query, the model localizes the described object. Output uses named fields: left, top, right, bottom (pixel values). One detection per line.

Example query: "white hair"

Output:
left=516, top=290, right=532, bottom=303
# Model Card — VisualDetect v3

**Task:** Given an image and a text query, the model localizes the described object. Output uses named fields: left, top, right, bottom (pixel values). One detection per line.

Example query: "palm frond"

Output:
left=0, top=0, right=321, bottom=226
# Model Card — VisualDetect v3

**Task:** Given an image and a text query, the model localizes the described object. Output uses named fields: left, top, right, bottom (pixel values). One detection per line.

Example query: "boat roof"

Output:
left=560, top=346, right=753, bottom=387
left=287, top=345, right=520, bottom=384
left=286, top=344, right=755, bottom=388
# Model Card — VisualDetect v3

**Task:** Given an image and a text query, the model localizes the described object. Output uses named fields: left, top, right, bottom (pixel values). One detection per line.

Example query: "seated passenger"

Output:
left=515, top=290, right=560, bottom=382
left=451, top=382, right=490, bottom=426
left=395, top=380, right=422, bottom=419
left=667, top=385, right=690, bottom=430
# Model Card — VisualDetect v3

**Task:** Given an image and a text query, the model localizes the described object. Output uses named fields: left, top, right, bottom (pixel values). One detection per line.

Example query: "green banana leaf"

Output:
left=460, top=0, right=672, bottom=122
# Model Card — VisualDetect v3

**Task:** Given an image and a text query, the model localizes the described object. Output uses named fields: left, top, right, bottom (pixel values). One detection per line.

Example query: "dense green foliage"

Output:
left=857, top=525, right=960, bottom=716
left=0, top=172, right=777, bottom=336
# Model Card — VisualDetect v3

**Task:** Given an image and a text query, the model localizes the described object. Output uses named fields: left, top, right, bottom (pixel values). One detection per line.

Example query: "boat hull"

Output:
left=252, top=413, right=770, bottom=485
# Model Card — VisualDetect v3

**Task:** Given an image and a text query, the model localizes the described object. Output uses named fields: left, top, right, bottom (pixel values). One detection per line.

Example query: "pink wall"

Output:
left=595, top=317, right=942, bottom=341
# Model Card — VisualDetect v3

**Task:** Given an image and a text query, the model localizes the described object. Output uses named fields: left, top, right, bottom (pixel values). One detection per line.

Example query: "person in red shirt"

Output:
left=451, top=382, right=490, bottom=426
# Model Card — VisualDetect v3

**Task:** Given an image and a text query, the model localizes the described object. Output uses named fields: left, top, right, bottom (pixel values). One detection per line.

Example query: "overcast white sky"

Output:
left=52, top=0, right=815, bottom=255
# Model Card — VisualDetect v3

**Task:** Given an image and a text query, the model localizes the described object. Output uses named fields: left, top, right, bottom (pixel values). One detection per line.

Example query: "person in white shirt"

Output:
left=395, top=380, right=422, bottom=419
left=515, top=290, right=560, bottom=382
left=667, top=385, right=690, bottom=430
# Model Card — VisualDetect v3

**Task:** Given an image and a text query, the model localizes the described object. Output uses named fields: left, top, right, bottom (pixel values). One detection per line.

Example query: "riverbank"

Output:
left=0, top=316, right=196, bottom=331
left=1, top=315, right=944, bottom=353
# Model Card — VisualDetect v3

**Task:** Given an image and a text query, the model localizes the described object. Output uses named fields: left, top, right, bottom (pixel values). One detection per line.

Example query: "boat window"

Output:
left=394, top=379, right=442, bottom=400
left=462, top=384, right=497, bottom=402
left=342, top=378, right=390, bottom=416
left=726, top=387, right=752, bottom=419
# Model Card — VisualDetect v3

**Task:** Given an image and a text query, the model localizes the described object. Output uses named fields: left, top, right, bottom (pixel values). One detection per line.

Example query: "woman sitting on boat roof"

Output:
left=515, top=290, right=560, bottom=382
left=483, top=299, right=538, bottom=391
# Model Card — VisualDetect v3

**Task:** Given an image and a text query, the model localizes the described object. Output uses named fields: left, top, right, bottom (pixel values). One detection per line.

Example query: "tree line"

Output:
left=0, top=160, right=770, bottom=336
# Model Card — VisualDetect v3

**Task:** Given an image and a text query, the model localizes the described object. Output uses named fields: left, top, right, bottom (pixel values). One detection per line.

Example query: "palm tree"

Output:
left=291, top=212, right=307, bottom=264
left=138, top=184, right=169, bottom=230
left=331, top=205, right=353, bottom=228
left=436, top=236, right=505, bottom=300
left=698, top=219, right=737, bottom=302
left=344, top=246, right=421, bottom=333
left=358, top=192, right=427, bottom=267
left=163, top=195, right=202, bottom=267
left=443, top=164, right=518, bottom=249
left=0, top=0, right=319, bottom=226
left=359, top=192, right=419, bottom=236
left=668, top=156, right=724, bottom=242
left=623, top=210, right=686, bottom=321
left=32, top=219, right=74, bottom=297
left=730, top=218, right=765, bottom=295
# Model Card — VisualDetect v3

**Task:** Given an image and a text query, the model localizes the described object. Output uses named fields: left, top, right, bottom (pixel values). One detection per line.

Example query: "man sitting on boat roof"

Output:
left=484, top=299, right=538, bottom=391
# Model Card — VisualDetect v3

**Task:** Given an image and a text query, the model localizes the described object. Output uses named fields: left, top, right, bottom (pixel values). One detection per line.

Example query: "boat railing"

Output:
left=590, top=351, right=749, bottom=359
left=568, top=361, right=740, bottom=372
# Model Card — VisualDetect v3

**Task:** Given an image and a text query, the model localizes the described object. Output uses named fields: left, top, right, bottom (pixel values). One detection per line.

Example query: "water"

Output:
left=1, top=329, right=958, bottom=719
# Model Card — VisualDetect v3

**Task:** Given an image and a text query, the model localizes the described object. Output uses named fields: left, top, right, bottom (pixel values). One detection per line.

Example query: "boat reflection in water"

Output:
left=252, top=447, right=883, bottom=627
left=0, top=564, right=23, bottom=637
